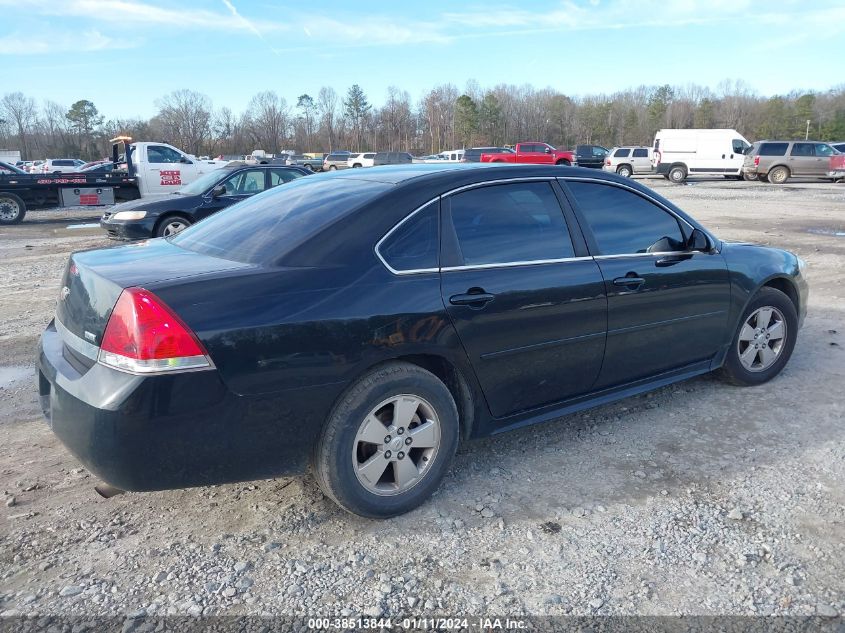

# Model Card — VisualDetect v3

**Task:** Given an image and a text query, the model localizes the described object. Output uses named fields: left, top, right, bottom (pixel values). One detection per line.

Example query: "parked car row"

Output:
left=323, top=151, right=413, bottom=170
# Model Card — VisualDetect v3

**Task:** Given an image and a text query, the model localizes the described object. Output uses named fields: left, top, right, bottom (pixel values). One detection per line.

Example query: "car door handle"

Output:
left=612, top=276, right=645, bottom=288
left=449, top=291, right=495, bottom=307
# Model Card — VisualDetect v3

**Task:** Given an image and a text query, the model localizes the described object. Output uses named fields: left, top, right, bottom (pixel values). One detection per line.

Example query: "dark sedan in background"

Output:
left=39, top=164, right=807, bottom=518
left=100, top=164, right=308, bottom=239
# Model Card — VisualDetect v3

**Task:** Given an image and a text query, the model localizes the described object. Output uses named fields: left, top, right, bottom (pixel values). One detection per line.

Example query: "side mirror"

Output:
left=544, top=147, right=551, bottom=154
left=688, top=228, right=710, bottom=252
left=211, top=185, right=226, bottom=197
left=180, top=156, right=191, bottom=164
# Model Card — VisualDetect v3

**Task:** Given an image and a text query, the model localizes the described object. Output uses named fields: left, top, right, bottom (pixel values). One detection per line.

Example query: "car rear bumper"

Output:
left=827, top=169, right=845, bottom=178
left=37, top=320, right=319, bottom=491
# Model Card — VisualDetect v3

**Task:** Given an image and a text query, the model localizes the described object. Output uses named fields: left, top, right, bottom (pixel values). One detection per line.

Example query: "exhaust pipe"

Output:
left=95, top=483, right=125, bottom=499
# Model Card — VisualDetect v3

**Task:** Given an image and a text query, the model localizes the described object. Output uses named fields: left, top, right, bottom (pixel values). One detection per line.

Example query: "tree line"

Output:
left=2, top=80, right=844, bottom=161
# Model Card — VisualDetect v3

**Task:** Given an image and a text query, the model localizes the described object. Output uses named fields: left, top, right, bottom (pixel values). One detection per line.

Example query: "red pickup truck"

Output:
left=480, top=142, right=575, bottom=166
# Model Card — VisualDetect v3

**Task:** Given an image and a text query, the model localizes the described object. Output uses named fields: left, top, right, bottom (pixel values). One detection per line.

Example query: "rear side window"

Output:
left=632, top=148, right=648, bottom=158
left=613, top=148, right=631, bottom=157
left=172, top=177, right=391, bottom=265
left=270, top=169, right=303, bottom=186
left=759, top=143, right=788, bottom=156
left=790, top=143, right=814, bottom=157
left=566, top=181, right=685, bottom=256
left=447, top=182, right=574, bottom=266
left=378, top=201, right=438, bottom=272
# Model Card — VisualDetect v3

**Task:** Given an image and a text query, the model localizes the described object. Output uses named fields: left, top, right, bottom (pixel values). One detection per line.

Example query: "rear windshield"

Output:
left=171, top=176, right=391, bottom=265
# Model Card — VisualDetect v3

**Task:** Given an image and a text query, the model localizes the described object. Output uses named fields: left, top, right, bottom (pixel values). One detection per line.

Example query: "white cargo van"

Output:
left=652, top=129, right=751, bottom=183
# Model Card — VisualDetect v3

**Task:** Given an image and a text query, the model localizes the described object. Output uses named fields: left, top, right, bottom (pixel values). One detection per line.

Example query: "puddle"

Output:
left=807, top=228, right=845, bottom=237
left=66, top=223, right=101, bottom=230
left=0, top=365, right=32, bottom=388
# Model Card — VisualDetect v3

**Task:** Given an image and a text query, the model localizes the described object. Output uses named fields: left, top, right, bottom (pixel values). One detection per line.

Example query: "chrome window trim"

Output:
left=375, top=177, right=561, bottom=276
left=55, top=318, right=99, bottom=360
left=592, top=251, right=699, bottom=261
left=441, top=256, right=592, bottom=272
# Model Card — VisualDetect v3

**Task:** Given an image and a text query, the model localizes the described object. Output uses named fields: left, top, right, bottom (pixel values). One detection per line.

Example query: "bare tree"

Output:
left=244, top=91, right=289, bottom=153
left=316, top=87, right=339, bottom=151
left=1, top=92, right=38, bottom=159
left=153, top=90, right=213, bottom=156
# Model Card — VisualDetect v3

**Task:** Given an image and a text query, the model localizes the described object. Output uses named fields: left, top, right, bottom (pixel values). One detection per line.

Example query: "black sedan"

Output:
left=38, top=164, right=807, bottom=517
left=100, top=164, right=308, bottom=239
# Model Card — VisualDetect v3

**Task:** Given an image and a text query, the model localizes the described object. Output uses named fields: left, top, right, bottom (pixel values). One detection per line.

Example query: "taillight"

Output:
left=98, top=287, right=212, bottom=374
left=754, top=156, right=760, bottom=166
left=605, top=159, right=611, bottom=165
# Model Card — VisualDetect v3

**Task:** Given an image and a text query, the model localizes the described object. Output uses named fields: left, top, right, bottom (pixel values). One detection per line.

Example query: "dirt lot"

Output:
left=0, top=178, right=843, bottom=620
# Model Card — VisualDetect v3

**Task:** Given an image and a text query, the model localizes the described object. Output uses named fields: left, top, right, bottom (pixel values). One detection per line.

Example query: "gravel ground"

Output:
left=0, top=179, right=843, bottom=620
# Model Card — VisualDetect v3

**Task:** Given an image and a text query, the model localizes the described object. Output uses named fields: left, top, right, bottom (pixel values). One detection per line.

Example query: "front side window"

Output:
left=521, top=144, right=540, bottom=153
left=632, top=148, right=648, bottom=158
left=815, top=143, right=835, bottom=157
left=732, top=139, right=750, bottom=154
left=593, top=146, right=608, bottom=157
left=447, top=182, right=574, bottom=266
left=148, top=145, right=183, bottom=163
left=378, top=201, right=438, bottom=272
left=222, top=169, right=266, bottom=195
left=566, top=181, right=685, bottom=255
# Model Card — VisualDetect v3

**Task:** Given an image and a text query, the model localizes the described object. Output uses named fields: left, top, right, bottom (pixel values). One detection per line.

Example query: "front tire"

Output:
left=329, top=165, right=337, bottom=171
left=313, top=362, right=459, bottom=518
left=0, top=192, right=26, bottom=225
left=717, top=287, right=798, bottom=386
left=156, top=214, right=192, bottom=238
left=555, top=159, right=571, bottom=166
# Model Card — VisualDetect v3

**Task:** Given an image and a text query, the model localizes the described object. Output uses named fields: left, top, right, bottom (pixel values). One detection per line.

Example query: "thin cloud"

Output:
left=0, top=29, right=133, bottom=55
left=29, top=0, right=288, bottom=34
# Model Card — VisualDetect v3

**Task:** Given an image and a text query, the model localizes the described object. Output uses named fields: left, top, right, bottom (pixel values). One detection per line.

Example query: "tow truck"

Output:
left=0, top=137, right=228, bottom=225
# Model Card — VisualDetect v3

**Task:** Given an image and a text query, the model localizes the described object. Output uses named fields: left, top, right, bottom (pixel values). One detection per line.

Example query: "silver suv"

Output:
left=602, top=146, right=653, bottom=177
left=743, top=140, right=840, bottom=184
left=322, top=152, right=351, bottom=171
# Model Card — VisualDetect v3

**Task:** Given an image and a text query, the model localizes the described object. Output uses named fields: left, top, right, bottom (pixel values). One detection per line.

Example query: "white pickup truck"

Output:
left=126, top=141, right=229, bottom=197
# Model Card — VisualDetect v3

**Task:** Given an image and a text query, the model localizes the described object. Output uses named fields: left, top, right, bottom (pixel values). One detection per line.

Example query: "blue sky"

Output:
left=1, top=0, right=843, bottom=119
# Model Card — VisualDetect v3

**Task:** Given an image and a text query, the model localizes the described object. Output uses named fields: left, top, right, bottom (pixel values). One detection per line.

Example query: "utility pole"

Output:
left=805, top=119, right=811, bottom=140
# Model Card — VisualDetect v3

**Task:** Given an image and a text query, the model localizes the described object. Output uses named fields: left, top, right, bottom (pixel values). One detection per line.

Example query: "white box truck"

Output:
left=652, top=129, right=751, bottom=183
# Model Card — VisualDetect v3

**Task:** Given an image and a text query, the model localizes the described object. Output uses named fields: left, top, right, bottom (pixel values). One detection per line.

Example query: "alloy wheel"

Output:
left=162, top=220, right=189, bottom=237
left=737, top=306, right=787, bottom=372
left=352, top=394, right=441, bottom=496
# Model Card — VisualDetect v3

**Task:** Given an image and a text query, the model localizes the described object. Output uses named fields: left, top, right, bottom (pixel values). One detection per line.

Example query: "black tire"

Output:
left=329, top=165, right=337, bottom=171
left=155, top=214, right=192, bottom=238
left=0, top=192, right=26, bottom=225
left=743, top=171, right=759, bottom=182
left=352, top=164, right=362, bottom=168
left=313, top=362, right=460, bottom=518
left=303, top=164, right=313, bottom=172
left=768, top=165, right=789, bottom=184
left=717, top=287, right=798, bottom=386
left=555, top=159, right=571, bottom=166
left=616, top=164, right=633, bottom=178
left=668, top=165, right=687, bottom=184
left=759, top=173, right=770, bottom=183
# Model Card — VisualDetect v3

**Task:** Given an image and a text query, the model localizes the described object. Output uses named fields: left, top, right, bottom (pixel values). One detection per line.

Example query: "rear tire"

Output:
left=668, top=165, right=687, bottom=184
left=0, top=192, right=26, bottom=225
left=155, top=214, right=192, bottom=238
left=717, top=287, right=798, bottom=387
left=768, top=166, right=789, bottom=184
left=743, top=171, right=759, bottom=182
left=313, top=362, right=460, bottom=518
left=329, top=165, right=337, bottom=171
left=555, top=159, right=571, bottom=166
left=616, top=164, right=633, bottom=178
